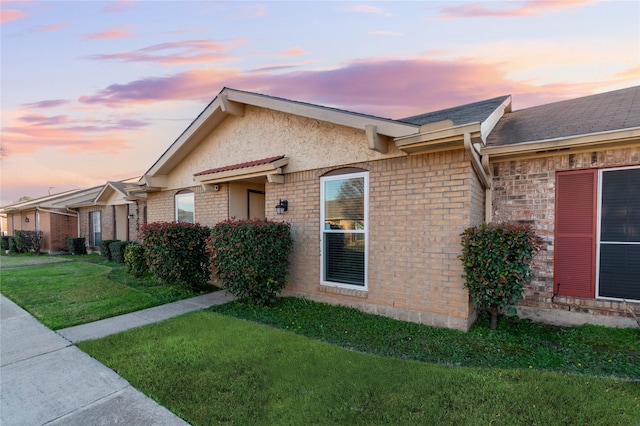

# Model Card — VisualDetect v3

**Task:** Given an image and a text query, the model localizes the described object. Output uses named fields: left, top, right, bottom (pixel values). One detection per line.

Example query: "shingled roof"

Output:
left=400, top=95, right=511, bottom=127
left=486, top=86, right=640, bottom=147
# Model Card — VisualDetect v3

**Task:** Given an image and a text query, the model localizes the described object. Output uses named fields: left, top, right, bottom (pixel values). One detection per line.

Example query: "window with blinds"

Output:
left=320, top=172, right=368, bottom=288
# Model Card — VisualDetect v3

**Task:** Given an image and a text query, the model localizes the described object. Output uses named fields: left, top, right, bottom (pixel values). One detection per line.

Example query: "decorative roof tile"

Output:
left=194, top=155, right=286, bottom=177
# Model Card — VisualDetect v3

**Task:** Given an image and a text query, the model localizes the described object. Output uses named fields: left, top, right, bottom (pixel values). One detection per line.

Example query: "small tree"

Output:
left=460, top=223, right=543, bottom=330
left=207, top=218, right=294, bottom=305
left=141, top=222, right=211, bottom=290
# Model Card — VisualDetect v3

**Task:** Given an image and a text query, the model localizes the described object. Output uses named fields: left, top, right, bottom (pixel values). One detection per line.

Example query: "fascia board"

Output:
left=482, top=127, right=640, bottom=158
left=226, top=89, right=418, bottom=137
left=480, top=96, right=512, bottom=143
left=395, top=122, right=481, bottom=148
left=194, top=158, right=288, bottom=183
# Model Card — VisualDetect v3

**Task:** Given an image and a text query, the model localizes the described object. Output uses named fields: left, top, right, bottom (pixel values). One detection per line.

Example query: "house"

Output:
left=133, top=86, right=639, bottom=331
left=0, top=188, right=101, bottom=252
left=72, top=180, right=147, bottom=250
left=0, top=179, right=147, bottom=253
left=485, top=86, right=640, bottom=328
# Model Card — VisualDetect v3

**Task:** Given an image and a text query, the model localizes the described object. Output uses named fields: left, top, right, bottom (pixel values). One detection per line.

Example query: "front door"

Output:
left=248, top=190, right=266, bottom=219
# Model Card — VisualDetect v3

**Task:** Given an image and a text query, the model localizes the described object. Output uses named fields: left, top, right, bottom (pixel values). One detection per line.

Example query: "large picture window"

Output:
left=320, top=171, right=368, bottom=288
left=175, top=191, right=195, bottom=223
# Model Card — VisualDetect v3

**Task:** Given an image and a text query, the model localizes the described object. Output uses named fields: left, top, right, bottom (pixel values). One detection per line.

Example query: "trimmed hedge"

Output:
left=207, top=218, right=293, bottom=306
left=124, top=242, right=148, bottom=277
left=100, top=239, right=120, bottom=260
left=8, top=237, right=18, bottom=253
left=141, top=222, right=211, bottom=289
left=1, top=236, right=9, bottom=252
left=460, top=222, right=543, bottom=330
left=14, top=230, right=44, bottom=253
left=109, top=241, right=131, bottom=264
left=67, top=237, right=87, bottom=255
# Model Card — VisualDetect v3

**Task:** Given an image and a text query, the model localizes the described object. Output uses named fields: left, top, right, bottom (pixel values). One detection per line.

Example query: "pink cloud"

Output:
left=84, top=25, right=136, bottom=40
left=102, top=1, right=135, bottom=13
left=345, top=5, right=392, bottom=16
left=229, top=4, right=266, bottom=19
left=74, top=57, right=617, bottom=118
left=281, top=47, right=308, bottom=56
left=1, top=9, right=28, bottom=23
left=83, top=39, right=244, bottom=65
left=438, top=0, right=597, bottom=19
left=22, top=99, right=70, bottom=109
left=35, top=23, right=70, bottom=32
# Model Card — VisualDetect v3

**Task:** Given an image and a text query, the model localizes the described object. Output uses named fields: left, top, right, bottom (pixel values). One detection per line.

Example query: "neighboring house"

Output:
left=0, top=188, right=101, bottom=252
left=131, top=86, right=639, bottom=330
left=0, top=179, right=147, bottom=253
left=72, top=180, right=147, bottom=250
left=485, top=86, right=640, bottom=328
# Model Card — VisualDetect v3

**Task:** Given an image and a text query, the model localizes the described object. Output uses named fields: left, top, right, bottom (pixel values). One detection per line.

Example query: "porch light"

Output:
left=24, top=217, right=30, bottom=223
left=275, top=199, right=288, bottom=215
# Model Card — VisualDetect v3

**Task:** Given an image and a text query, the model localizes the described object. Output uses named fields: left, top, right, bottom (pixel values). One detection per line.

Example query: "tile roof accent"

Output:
left=486, top=86, right=640, bottom=147
left=399, top=95, right=511, bottom=127
left=194, top=155, right=286, bottom=177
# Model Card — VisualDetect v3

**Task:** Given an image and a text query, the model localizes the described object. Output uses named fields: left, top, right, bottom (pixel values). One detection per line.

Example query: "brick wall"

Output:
left=492, top=147, right=640, bottom=323
left=146, top=185, right=229, bottom=226
left=268, top=150, right=479, bottom=331
left=47, top=211, right=77, bottom=252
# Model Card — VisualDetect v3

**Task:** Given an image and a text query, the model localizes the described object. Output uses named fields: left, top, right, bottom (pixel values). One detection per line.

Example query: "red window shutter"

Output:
left=554, top=170, right=597, bottom=297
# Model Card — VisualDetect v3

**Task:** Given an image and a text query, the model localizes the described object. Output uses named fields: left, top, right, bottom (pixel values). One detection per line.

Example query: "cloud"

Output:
left=0, top=9, right=28, bottom=24
left=2, top=112, right=149, bottom=156
left=22, top=99, right=71, bottom=109
left=229, top=4, right=266, bottom=19
left=345, top=5, right=392, bottom=16
left=280, top=47, right=308, bottom=56
left=84, top=25, right=136, bottom=40
left=102, top=0, right=135, bottom=13
left=437, top=0, right=597, bottom=19
left=73, top=57, right=616, bottom=118
left=36, top=23, right=69, bottom=32
left=83, top=39, right=244, bottom=65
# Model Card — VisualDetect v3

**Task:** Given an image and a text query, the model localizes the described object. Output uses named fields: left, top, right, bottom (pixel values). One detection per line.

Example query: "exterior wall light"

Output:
left=24, top=217, right=30, bottom=223
left=275, top=199, right=288, bottom=215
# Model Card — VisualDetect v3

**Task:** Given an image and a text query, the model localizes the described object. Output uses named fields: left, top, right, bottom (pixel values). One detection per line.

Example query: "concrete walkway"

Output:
left=1, top=291, right=234, bottom=425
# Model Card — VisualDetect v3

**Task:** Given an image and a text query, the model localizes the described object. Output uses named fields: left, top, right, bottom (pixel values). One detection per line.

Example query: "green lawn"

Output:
left=211, top=298, right=640, bottom=380
left=0, top=253, right=72, bottom=269
left=0, top=257, right=216, bottom=329
left=79, top=311, right=640, bottom=426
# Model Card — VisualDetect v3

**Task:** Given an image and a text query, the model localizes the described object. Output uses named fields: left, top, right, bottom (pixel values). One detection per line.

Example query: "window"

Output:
left=321, top=171, right=368, bottom=288
left=91, top=211, right=102, bottom=247
left=555, top=166, right=639, bottom=301
left=175, top=191, right=195, bottom=223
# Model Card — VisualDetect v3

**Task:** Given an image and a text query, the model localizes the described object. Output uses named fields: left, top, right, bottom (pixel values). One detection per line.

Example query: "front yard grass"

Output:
left=79, top=310, right=640, bottom=426
left=211, top=298, right=640, bottom=380
left=0, top=257, right=216, bottom=329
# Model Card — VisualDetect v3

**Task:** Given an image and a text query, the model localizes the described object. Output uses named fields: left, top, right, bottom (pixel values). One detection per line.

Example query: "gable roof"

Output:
left=486, top=86, right=640, bottom=148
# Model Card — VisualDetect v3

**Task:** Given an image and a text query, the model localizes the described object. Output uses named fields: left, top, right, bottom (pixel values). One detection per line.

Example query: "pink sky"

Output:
left=1, top=0, right=638, bottom=205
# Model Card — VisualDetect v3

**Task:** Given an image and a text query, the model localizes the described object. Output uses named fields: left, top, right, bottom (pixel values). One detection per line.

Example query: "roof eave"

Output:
left=482, top=127, right=640, bottom=159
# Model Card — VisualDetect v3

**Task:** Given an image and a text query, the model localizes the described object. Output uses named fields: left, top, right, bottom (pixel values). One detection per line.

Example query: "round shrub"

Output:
left=207, top=218, right=293, bottom=306
left=460, top=222, right=543, bottom=330
left=124, top=242, right=148, bottom=277
left=141, top=222, right=211, bottom=289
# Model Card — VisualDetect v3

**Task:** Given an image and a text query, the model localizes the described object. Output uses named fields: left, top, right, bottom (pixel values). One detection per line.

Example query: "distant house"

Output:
left=0, top=179, right=147, bottom=253
left=0, top=188, right=100, bottom=252
left=130, top=86, right=639, bottom=330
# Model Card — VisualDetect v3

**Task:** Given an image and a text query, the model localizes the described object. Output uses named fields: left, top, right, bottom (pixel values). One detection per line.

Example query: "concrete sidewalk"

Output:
left=1, top=291, right=234, bottom=425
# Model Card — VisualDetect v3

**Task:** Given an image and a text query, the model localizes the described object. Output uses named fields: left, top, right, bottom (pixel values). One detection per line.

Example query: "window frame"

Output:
left=595, top=165, right=640, bottom=302
left=175, top=191, right=195, bottom=224
left=320, top=171, right=369, bottom=290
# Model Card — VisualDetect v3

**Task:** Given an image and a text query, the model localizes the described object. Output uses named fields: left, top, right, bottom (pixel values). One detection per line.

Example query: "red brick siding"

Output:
left=491, top=147, right=640, bottom=320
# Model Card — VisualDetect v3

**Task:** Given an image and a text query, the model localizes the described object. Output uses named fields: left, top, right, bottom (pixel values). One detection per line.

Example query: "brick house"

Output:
left=0, top=188, right=101, bottom=252
left=73, top=181, right=147, bottom=250
left=0, top=180, right=147, bottom=253
left=485, top=86, right=640, bottom=328
left=133, top=86, right=639, bottom=330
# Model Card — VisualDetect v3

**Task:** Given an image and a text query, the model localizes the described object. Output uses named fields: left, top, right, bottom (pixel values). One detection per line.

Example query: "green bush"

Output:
left=124, top=242, right=148, bottom=277
left=100, top=239, right=119, bottom=260
left=67, top=237, right=87, bottom=255
left=141, top=222, right=211, bottom=289
left=207, top=218, right=293, bottom=306
left=109, top=241, right=131, bottom=264
left=8, top=237, right=18, bottom=253
left=1, top=236, right=9, bottom=253
left=14, top=230, right=44, bottom=253
left=460, top=222, right=543, bottom=330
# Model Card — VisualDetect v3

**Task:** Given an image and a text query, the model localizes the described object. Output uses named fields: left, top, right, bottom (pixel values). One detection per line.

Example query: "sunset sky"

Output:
left=1, top=0, right=638, bottom=206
